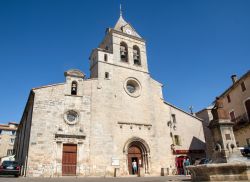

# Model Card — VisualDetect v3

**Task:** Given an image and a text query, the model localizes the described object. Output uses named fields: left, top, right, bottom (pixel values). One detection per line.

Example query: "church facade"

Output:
left=14, top=14, right=206, bottom=177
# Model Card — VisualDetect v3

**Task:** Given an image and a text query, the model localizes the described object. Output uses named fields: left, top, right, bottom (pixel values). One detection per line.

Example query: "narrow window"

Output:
left=174, top=135, right=181, bottom=146
left=104, top=54, right=108, bottom=62
left=172, top=114, right=176, bottom=123
left=120, top=42, right=128, bottom=62
left=105, top=72, right=109, bottom=79
left=229, top=111, right=236, bottom=122
left=71, top=81, right=77, bottom=95
left=227, top=95, right=231, bottom=103
left=133, top=45, right=141, bottom=65
left=241, top=82, right=246, bottom=92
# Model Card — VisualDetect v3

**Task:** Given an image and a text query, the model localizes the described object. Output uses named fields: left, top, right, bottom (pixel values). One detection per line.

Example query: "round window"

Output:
left=124, top=78, right=141, bottom=97
left=64, top=110, right=79, bottom=125
left=126, top=84, right=136, bottom=93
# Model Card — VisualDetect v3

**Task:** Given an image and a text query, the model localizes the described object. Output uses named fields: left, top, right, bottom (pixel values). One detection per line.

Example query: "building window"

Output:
left=120, top=42, right=128, bottom=62
left=174, top=135, right=181, bottom=146
left=124, top=78, right=142, bottom=97
left=229, top=111, right=236, bottom=122
left=12, top=131, right=16, bottom=135
left=104, top=54, right=108, bottom=62
left=133, top=45, right=141, bottom=65
left=241, top=82, right=246, bottom=92
left=172, top=114, right=176, bottom=123
left=64, top=110, right=79, bottom=125
left=71, top=81, right=77, bottom=95
left=105, top=72, right=109, bottom=79
left=227, top=95, right=231, bottom=103
left=7, top=149, right=13, bottom=156
left=0, top=129, right=2, bottom=135
left=245, top=99, right=250, bottom=121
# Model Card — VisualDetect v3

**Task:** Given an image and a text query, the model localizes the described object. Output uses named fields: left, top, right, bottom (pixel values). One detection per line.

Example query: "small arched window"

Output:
left=71, top=81, right=77, bottom=95
left=120, top=42, right=128, bottom=62
left=133, top=45, right=141, bottom=65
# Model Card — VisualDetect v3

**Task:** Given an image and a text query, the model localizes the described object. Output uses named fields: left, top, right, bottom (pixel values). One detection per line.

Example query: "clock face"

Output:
left=125, top=29, right=132, bottom=35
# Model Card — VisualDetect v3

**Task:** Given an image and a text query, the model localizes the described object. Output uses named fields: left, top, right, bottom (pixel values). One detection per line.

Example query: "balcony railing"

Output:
left=232, top=113, right=250, bottom=130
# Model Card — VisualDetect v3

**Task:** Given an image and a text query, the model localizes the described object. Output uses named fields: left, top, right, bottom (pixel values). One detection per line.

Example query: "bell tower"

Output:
left=89, top=12, right=148, bottom=79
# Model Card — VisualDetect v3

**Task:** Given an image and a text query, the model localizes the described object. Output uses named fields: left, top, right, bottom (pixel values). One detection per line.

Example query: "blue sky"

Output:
left=0, top=0, right=250, bottom=123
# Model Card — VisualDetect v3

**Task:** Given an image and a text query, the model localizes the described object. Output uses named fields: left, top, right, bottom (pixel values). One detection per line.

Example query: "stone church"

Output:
left=14, top=13, right=206, bottom=177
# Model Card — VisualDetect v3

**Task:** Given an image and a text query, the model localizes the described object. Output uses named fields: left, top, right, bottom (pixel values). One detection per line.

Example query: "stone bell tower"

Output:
left=89, top=11, right=149, bottom=79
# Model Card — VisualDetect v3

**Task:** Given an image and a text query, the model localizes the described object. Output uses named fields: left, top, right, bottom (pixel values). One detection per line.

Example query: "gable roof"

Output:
left=218, top=70, right=250, bottom=99
left=113, top=15, right=142, bottom=38
left=164, top=101, right=203, bottom=121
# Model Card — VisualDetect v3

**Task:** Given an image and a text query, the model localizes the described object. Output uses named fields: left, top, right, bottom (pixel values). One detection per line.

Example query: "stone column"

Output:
left=209, top=98, right=243, bottom=163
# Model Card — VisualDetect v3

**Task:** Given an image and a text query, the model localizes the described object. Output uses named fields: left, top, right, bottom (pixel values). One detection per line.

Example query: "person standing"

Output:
left=132, top=160, right=137, bottom=174
left=182, top=159, right=186, bottom=175
left=184, top=158, right=190, bottom=175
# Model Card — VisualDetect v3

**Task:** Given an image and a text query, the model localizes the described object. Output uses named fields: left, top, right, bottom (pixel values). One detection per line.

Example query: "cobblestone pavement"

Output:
left=0, top=176, right=191, bottom=182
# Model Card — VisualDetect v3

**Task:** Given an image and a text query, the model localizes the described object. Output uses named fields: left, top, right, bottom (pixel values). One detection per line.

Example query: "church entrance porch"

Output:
left=124, top=137, right=150, bottom=175
left=62, top=144, right=77, bottom=176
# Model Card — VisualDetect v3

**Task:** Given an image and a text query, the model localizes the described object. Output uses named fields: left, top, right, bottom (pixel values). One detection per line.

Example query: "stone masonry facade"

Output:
left=14, top=14, right=206, bottom=177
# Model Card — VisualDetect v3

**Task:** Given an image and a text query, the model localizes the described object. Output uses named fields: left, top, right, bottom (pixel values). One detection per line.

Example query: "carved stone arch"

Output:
left=123, top=137, right=150, bottom=174
left=123, top=137, right=150, bottom=154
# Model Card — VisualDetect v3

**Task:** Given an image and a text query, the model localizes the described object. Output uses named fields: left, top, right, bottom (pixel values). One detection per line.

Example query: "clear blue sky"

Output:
left=0, top=0, right=250, bottom=123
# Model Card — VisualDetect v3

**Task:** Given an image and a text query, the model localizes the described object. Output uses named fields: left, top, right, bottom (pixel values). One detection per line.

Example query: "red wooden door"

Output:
left=62, top=144, right=77, bottom=176
left=128, top=145, right=142, bottom=175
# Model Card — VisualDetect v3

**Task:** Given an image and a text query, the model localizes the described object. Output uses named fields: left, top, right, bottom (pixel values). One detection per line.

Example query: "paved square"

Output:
left=0, top=176, right=191, bottom=182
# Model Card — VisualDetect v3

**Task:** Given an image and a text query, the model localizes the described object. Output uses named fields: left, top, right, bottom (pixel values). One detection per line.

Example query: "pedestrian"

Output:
left=182, top=159, right=186, bottom=175
left=184, top=158, right=190, bottom=175
left=132, top=160, right=137, bottom=174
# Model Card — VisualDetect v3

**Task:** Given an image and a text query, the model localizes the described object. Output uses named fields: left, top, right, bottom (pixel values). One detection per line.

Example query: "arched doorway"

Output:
left=128, top=145, right=142, bottom=174
left=123, top=137, right=150, bottom=175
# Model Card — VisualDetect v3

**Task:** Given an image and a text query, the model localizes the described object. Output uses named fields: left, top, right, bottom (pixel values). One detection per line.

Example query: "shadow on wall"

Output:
left=188, top=136, right=206, bottom=150
left=188, top=137, right=206, bottom=160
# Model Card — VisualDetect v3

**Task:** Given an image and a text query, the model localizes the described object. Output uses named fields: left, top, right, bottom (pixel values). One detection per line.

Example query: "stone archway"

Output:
left=123, top=137, right=150, bottom=174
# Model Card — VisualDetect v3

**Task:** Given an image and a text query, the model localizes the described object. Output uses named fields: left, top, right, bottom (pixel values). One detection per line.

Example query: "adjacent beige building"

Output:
left=0, top=122, right=18, bottom=161
left=14, top=14, right=206, bottom=177
left=197, top=71, right=250, bottom=156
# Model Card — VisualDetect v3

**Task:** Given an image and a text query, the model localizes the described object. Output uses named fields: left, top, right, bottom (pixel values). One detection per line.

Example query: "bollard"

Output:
left=138, top=167, right=144, bottom=177
left=114, top=168, right=120, bottom=177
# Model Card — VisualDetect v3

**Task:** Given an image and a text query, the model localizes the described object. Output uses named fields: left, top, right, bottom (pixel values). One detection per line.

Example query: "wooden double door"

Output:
left=128, top=145, right=142, bottom=175
left=62, top=144, right=77, bottom=176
